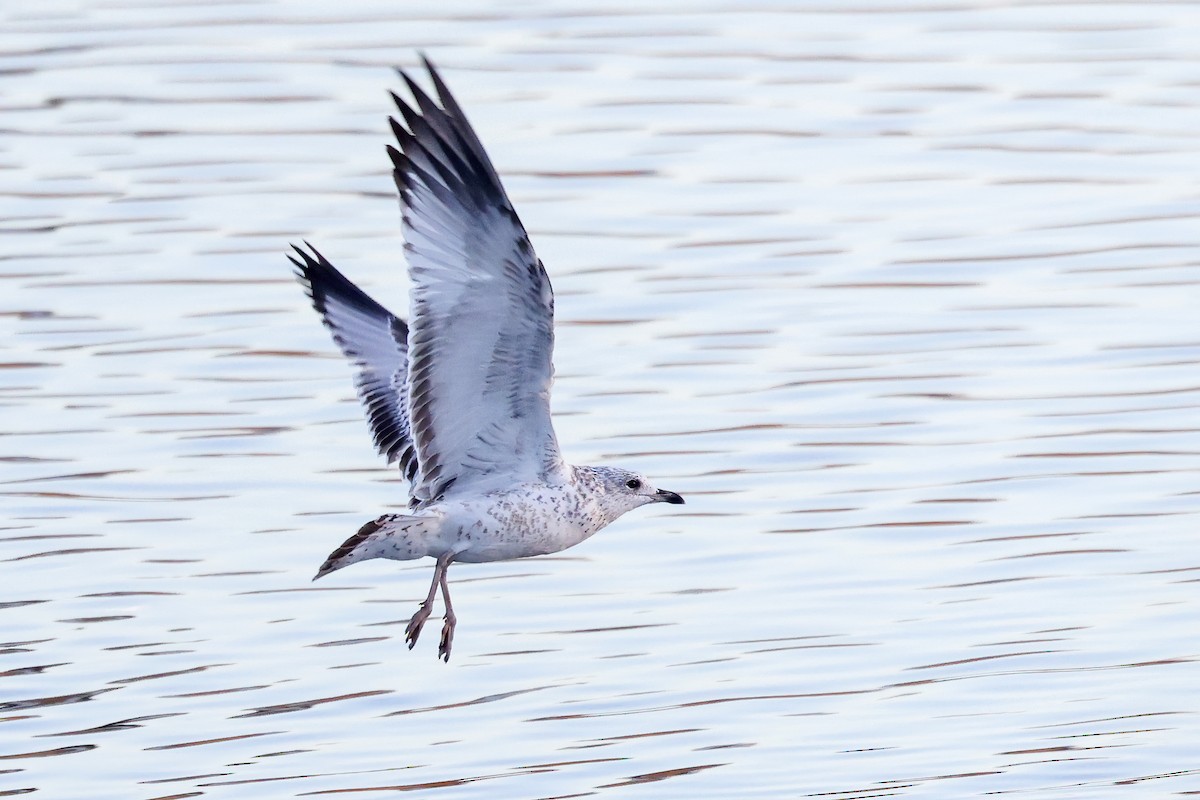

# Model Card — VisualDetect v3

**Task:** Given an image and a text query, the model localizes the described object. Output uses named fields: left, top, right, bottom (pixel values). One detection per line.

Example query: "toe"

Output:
left=405, top=614, right=428, bottom=649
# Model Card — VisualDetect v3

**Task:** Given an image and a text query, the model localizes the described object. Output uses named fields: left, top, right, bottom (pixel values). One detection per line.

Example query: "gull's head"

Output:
left=578, top=466, right=684, bottom=523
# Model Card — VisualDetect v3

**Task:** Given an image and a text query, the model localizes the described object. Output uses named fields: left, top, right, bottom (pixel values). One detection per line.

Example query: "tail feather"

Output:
left=313, top=514, right=429, bottom=580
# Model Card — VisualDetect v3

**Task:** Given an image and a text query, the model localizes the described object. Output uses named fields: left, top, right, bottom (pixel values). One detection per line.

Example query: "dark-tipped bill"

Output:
left=656, top=489, right=685, bottom=505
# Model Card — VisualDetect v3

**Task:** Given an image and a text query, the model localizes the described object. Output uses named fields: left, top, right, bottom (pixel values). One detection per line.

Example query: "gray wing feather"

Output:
left=290, top=244, right=421, bottom=486
left=389, top=59, right=564, bottom=501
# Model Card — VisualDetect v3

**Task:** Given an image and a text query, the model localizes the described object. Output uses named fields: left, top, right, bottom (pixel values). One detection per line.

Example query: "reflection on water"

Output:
left=3, top=2, right=1200, bottom=797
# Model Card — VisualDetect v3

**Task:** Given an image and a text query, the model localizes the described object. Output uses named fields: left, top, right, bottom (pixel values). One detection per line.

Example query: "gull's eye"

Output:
left=625, top=478, right=642, bottom=490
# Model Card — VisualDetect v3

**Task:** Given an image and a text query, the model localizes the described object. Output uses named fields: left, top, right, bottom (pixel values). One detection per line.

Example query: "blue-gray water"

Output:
left=3, top=2, right=1199, bottom=797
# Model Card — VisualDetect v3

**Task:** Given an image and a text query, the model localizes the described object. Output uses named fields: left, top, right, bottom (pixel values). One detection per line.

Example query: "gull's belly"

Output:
left=437, top=486, right=606, bottom=563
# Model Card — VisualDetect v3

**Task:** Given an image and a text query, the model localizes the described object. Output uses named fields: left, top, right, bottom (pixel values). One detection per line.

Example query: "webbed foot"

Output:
left=438, top=611, right=456, bottom=662
left=405, top=602, right=433, bottom=649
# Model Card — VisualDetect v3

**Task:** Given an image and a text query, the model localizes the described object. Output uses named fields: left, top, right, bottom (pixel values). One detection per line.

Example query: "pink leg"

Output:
left=405, top=552, right=453, bottom=651
left=438, top=564, right=457, bottom=662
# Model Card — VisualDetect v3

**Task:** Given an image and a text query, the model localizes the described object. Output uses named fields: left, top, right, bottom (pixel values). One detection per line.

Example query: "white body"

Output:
left=316, top=465, right=672, bottom=577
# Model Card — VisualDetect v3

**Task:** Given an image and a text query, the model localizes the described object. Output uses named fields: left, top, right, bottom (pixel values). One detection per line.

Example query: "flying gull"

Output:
left=289, top=57, right=684, bottom=661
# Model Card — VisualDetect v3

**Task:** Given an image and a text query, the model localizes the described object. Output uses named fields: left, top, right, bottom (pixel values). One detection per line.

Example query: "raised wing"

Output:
left=290, top=243, right=420, bottom=486
left=390, top=58, right=564, bottom=502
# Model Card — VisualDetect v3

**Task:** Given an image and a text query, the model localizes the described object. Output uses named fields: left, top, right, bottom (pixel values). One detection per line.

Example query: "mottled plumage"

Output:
left=291, top=57, right=683, bottom=662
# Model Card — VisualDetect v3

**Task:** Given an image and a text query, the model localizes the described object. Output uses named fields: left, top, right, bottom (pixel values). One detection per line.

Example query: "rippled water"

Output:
left=3, top=2, right=1200, bottom=797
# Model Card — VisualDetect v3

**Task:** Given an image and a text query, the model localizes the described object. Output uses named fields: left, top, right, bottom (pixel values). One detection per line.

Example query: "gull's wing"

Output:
left=391, top=58, right=564, bottom=502
left=290, top=243, right=421, bottom=486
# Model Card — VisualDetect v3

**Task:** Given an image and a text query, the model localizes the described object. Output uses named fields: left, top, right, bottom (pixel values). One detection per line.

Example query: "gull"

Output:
left=289, top=57, right=683, bottom=662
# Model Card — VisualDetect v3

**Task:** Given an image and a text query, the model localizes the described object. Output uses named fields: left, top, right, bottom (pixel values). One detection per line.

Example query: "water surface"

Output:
left=2, top=2, right=1199, bottom=797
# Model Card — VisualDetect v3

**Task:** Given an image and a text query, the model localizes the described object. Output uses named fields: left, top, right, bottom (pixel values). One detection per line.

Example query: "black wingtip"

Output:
left=385, top=143, right=404, bottom=169
left=288, top=243, right=319, bottom=306
left=393, top=55, right=444, bottom=108
left=388, top=89, right=410, bottom=116
left=422, top=54, right=452, bottom=100
left=288, top=241, right=325, bottom=271
left=286, top=254, right=306, bottom=279
left=388, top=116, right=408, bottom=143
left=398, top=69, right=430, bottom=110
left=288, top=243, right=314, bottom=270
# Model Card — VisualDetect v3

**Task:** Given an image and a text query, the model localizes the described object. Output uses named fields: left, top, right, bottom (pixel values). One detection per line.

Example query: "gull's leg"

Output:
left=437, top=562, right=456, bottom=662
left=405, top=553, right=451, bottom=650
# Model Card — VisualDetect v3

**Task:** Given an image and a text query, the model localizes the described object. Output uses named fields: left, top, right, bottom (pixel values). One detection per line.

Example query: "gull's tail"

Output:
left=313, top=514, right=433, bottom=580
